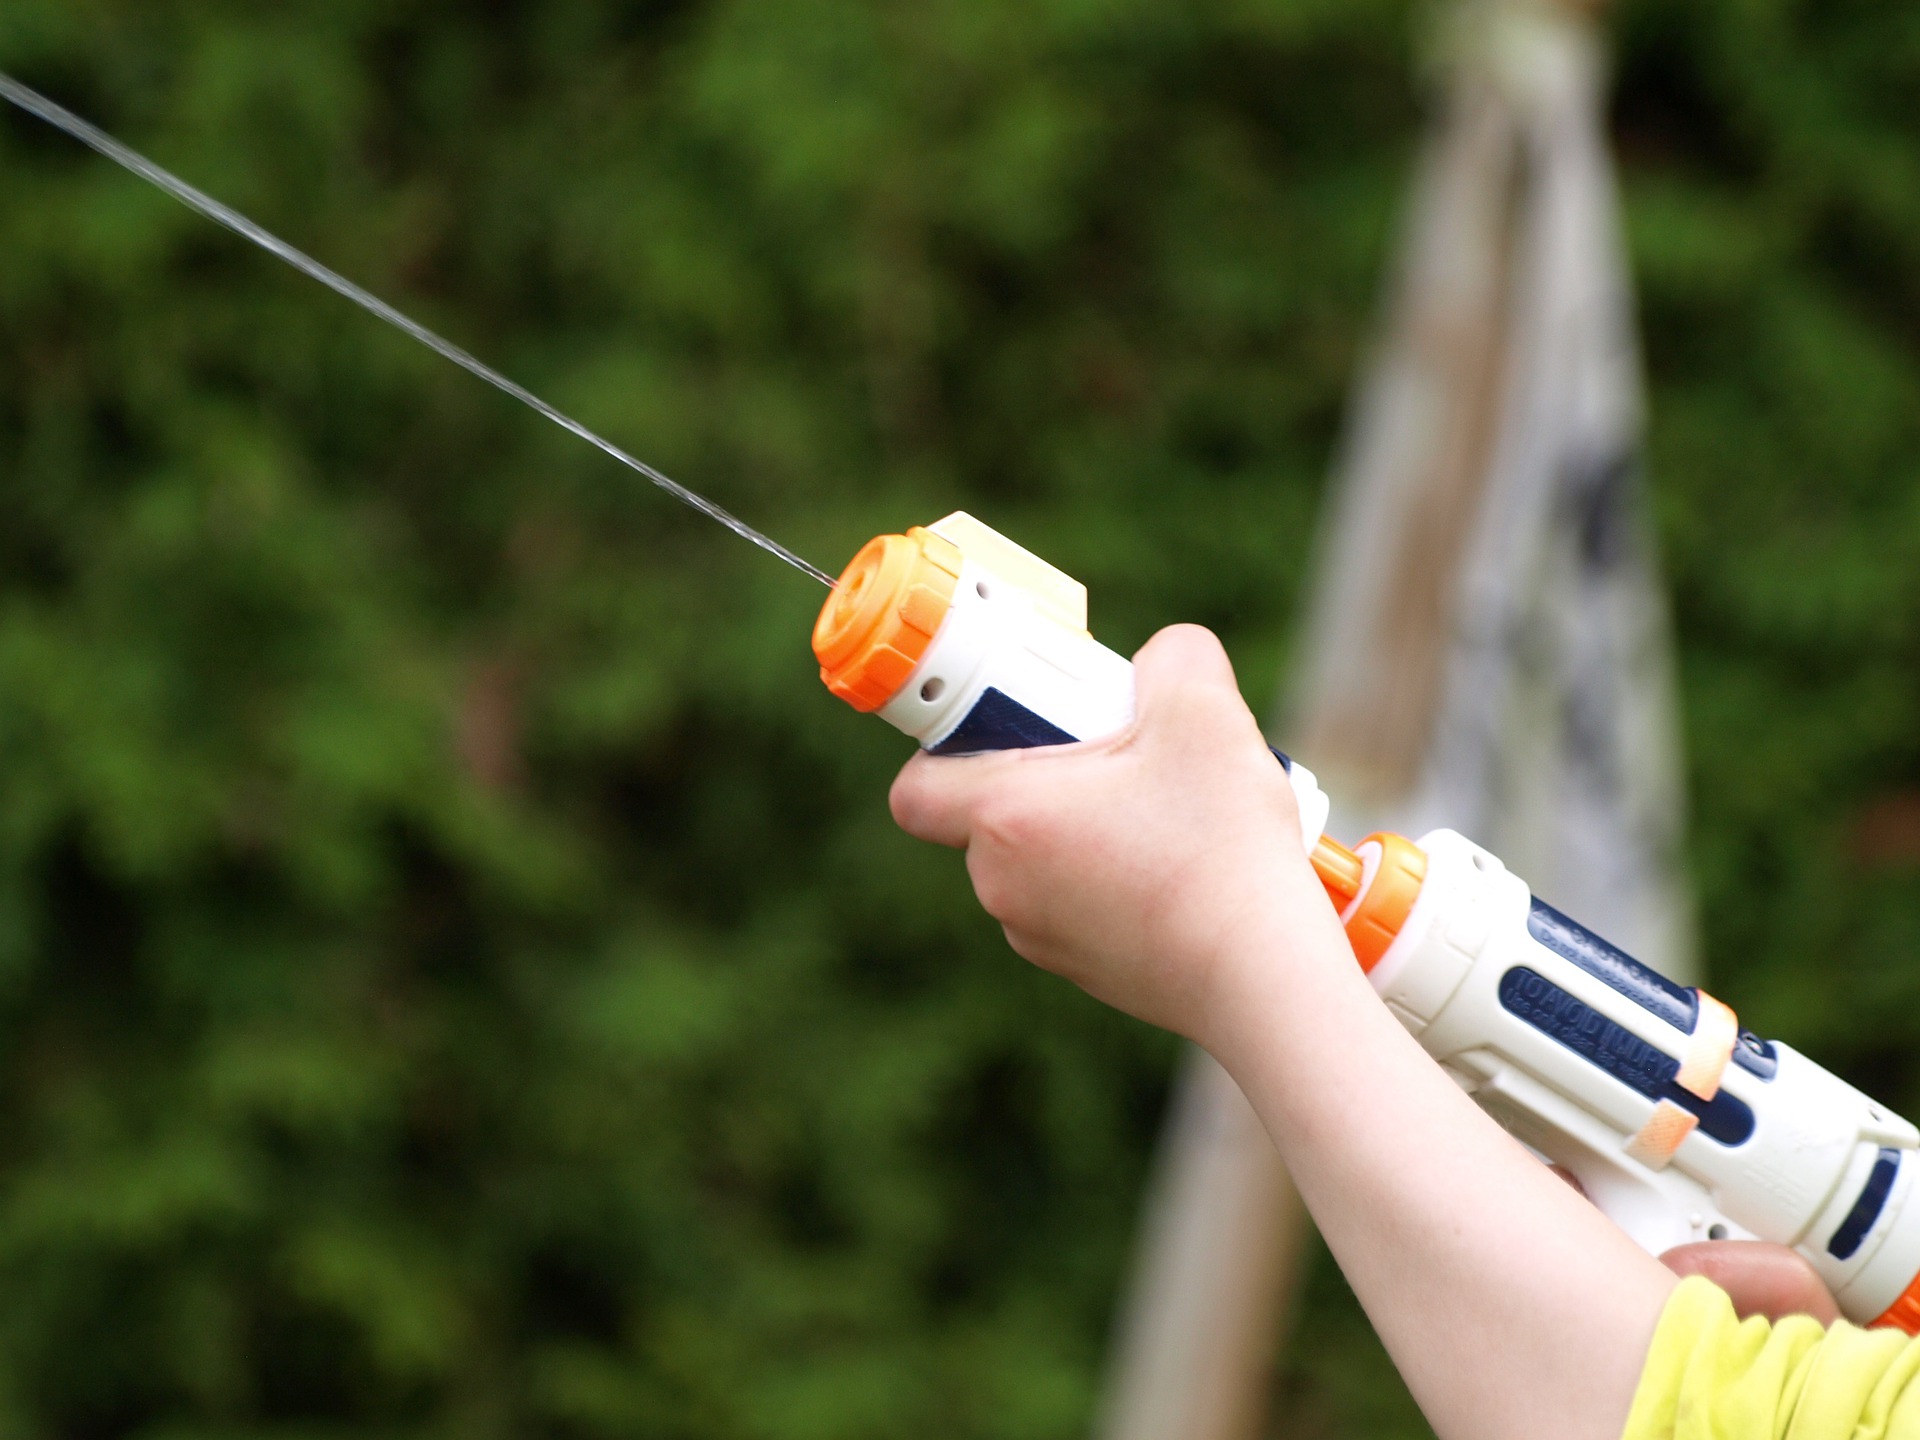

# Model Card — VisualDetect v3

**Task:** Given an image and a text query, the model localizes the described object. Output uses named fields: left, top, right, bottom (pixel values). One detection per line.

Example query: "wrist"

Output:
left=1187, top=861, right=1360, bottom=1070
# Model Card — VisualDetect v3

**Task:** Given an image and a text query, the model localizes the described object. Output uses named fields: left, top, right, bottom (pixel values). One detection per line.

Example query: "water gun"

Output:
left=810, top=511, right=1920, bottom=1333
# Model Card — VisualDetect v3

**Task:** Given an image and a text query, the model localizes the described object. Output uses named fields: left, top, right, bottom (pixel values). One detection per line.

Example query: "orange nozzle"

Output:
left=813, top=526, right=963, bottom=712
left=1874, top=1269, right=1920, bottom=1334
left=1312, top=831, right=1428, bottom=972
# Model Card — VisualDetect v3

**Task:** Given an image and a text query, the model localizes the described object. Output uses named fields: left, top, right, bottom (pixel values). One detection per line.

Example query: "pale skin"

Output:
left=890, top=624, right=1838, bottom=1440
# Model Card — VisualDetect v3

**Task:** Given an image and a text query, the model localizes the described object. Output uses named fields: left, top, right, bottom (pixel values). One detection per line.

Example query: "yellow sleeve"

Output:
left=1623, top=1276, right=1920, bottom=1440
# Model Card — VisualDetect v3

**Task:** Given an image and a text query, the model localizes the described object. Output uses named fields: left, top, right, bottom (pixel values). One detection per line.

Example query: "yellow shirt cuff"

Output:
left=1623, top=1275, right=1920, bottom=1440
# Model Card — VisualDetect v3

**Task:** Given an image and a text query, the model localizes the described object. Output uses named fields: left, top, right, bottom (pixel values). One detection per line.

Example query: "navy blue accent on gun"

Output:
left=930, top=687, right=1078, bottom=755
left=1829, top=1149, right=1902, bottom=1261
left=1731, top=1030, right=1779, bottom=1082
left=1668, top=1078, right=1757, bottom=1146
left=1500, top=967, right=1675, bottom=1092
left=1498, top=968, right=1754, bottom=1146
left=1527, top=899, right=1698, bottom=1033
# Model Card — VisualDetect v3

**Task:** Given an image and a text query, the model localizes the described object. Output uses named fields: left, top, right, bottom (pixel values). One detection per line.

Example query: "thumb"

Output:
left=1130, top=625, right=1259, bottom=745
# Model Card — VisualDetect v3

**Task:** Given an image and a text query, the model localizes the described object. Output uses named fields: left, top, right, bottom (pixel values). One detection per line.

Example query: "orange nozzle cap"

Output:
left=1874, top=1269, right=1920, bottom=1334
left=813, top=527, right=963, bottom=712
left=1313, top=831, right=1428, bottom=973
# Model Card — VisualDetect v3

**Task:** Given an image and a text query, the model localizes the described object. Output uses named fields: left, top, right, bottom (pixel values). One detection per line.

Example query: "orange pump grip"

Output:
left=1310, top=836, right=1365, bottom=910
left=1311, top=832, right=1429, bottom=973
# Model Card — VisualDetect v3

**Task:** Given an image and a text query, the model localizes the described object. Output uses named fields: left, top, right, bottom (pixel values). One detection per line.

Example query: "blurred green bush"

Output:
left=0, top=2, right=1913, bottom=1437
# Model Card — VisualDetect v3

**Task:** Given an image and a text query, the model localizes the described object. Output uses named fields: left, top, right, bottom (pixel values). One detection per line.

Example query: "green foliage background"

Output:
left=0, top=1, right=1914, bottom=1436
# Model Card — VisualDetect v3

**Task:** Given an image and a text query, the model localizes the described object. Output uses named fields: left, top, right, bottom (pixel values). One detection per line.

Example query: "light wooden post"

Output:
left=1094, top=4, right=1692, bottom=1437
left=1093, top=1049, right=1305, bottom=1440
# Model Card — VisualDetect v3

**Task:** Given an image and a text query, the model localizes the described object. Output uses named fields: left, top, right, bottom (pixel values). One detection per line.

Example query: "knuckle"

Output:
left=967, top=850, right=1019, bottom=921
left=974, top=791, right=1043, bottom=853
left=888, top=762, right=936, bottom=836
left=1002, top=927, right=1053, bottom=970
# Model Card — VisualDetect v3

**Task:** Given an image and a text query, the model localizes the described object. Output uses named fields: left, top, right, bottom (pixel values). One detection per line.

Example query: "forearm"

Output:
left=1203, top=869, right=1678, bottom=1440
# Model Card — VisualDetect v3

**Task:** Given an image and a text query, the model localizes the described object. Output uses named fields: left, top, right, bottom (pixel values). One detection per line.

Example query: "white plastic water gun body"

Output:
left=811, top=512, right=1920, bottom=1333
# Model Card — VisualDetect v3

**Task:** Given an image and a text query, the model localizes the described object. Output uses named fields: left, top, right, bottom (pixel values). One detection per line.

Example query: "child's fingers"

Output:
left=889, top=750, right=1015, bottom=848
left=892, top=623, right=1263, bottom=851
left=1659, top=1241, right=1840, bottom=1324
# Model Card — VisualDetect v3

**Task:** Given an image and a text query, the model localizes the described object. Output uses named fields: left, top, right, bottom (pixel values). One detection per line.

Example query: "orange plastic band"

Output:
left=1625, top=1101, right=1700, bottom=1169
left=1625, top=990, right=1739, bottom=1170
left=1675, top=993, right=1739, bottom=1102
left=1873, top=1268, right=1920, bottom=1334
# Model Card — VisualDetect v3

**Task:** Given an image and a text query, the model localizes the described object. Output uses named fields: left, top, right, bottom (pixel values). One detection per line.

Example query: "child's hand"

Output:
left=888, top=625, right=1335, bottom=1050
left=1556, top=1169, right=1840, bottom=1324
left=892, top=624, right=1682, bottom=1440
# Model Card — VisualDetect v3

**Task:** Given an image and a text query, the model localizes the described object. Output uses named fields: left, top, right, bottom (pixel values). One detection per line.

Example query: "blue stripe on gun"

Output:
left=927, top=691, right=1301, bottom=769
left=1829, top=1149, right=1902, bottom=1261
left=1498, top=968, right=1756, bottom=1146
left=1528, top=900, right=1696, bottom=1028
left=930, top=688, right=1078, bottom=755
left=1527, top=900, right=1778, bottom=1081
